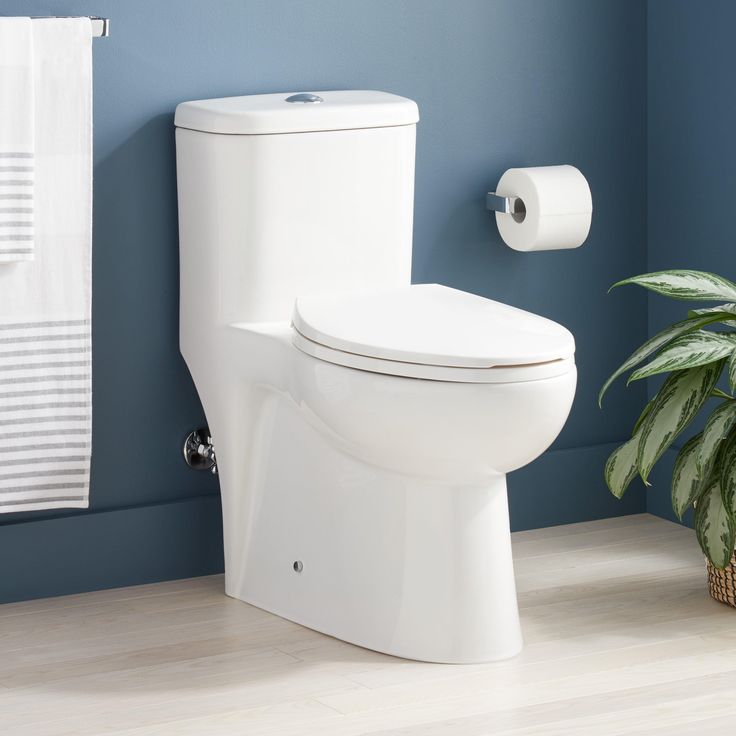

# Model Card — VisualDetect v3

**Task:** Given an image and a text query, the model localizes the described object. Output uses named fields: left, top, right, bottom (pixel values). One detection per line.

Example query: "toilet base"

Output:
left=222, top=400, right=523, bottom=664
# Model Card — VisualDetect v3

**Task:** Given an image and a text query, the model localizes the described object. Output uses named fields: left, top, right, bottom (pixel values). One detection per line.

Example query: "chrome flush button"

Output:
left=285, top=93, right=324, bottom=104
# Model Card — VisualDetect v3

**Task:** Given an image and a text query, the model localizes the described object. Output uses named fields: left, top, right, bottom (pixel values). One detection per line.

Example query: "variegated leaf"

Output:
left=671, top=432, right=704, bottom=520
left=689, top=303, right=736, bottom=318
left=712, top=387, right=734, bottom=400
left=698, top=401, right=736, bottom=485
left=605, top=435, right=640, bottom=499
left=695, top=474, right=736, bottom=569
left=729, top=350, right=736, bottom=393
left=632, top=396, right=657, bottom=436
left=637, top=361, right=724, bottom=484
left=720, top=435, right=736, bottom=518
left=628, top=331, right=736, bottom=382
left=611, top=270, right=736, bottom=302
left=599, top=312, right=736, bottom=406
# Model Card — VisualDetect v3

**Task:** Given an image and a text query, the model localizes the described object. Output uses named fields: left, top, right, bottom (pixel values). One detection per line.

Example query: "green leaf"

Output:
left=712, top=387, right=733, bottom=400
left=672, top=432, right=704, bottom=520
left=720, top=435, right=736, bottom=518
left=628, top=331, right=736, bottom=382
left=698, top=401, right=736, bottom=484
left=605, top=435, right=640, bottom=499
left=599, top=313, right=736, bottom=406
left=637, top=362, right=724, bottom=484
left=689, top=303, right=736, bottom=318
left=729, top=350, right=736, bottom=393
left=605, top=396, right=659, bottom=499
left=695, top=474, right=736, bottom=569
left=611, top=270, right=736, bottom=302
left=632, top=396, right=657, bottom=436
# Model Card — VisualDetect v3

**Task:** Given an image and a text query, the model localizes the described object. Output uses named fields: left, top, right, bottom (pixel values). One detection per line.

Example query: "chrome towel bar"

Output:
left=28, top=16, right=110, bottom=37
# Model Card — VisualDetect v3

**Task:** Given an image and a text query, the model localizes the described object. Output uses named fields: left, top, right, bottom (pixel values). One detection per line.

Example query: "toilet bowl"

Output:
left=290, top=283, right=575, bottom=480
left=175, top=90, right=577, bottom=662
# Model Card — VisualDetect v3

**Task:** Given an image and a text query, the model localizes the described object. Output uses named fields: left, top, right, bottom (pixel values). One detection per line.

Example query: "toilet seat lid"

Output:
left=292, top=284, right=575, bottom=368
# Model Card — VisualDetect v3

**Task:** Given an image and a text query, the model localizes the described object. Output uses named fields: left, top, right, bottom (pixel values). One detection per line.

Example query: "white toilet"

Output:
left=174, top=90, right=577, bottom=663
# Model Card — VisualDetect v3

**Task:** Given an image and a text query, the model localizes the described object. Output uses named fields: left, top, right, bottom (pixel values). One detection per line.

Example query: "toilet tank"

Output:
left=175, top=90, right=419, bottom=326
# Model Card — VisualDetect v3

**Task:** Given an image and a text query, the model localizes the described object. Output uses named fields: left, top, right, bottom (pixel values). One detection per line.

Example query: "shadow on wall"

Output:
left=92, top=112, right=218, bottom=510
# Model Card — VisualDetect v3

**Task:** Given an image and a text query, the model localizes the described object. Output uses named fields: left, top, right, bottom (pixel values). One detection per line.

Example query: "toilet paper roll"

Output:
left=495, top=165, right=592, bottom=252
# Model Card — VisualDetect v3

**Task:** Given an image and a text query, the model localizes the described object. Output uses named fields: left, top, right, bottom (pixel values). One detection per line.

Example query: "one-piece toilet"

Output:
left=174, top=90, right=577, bottom=663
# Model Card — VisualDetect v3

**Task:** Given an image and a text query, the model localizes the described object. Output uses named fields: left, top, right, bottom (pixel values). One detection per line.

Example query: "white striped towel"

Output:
left=0, top=17, right=35, bottom=262
left=0, top=19, right=93, bottom=513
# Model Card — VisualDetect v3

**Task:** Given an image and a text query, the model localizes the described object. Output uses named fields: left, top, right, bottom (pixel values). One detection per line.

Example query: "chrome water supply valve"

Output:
left=183, top=428, right=217, bottom=474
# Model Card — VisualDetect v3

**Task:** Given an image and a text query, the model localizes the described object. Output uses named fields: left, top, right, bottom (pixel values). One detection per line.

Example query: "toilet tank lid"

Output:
left=174, top=90, right=419, bottom=135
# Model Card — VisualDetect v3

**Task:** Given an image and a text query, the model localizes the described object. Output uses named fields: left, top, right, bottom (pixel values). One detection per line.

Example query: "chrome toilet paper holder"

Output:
left=486, top=192, right=527, bottom=222
left=485, top=165, right=592, bottom=251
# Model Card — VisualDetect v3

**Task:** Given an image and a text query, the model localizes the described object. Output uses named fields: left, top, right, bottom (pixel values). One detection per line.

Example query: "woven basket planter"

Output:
left=707, top=552, right=736, bottom=608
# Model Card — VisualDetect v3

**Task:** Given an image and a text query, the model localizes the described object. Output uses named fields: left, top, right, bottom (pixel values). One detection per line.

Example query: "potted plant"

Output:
left=601, top=269, right=736, bottom=607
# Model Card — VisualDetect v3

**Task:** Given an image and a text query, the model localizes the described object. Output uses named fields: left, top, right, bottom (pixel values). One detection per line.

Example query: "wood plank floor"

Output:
left=1, top=513, right=734, bottom=735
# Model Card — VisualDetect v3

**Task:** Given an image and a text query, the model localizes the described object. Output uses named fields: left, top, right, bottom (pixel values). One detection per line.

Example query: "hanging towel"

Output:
left=0, top=18, right=35, bottom=262
left=0, top=18, right=93, bottom=513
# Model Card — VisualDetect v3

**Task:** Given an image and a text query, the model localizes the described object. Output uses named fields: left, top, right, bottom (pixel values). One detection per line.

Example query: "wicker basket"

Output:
left=707, top=552, right=736, bottom=607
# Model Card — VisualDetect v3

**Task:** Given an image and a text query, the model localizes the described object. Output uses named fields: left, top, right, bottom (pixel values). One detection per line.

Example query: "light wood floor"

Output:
left=1, top=514, right=734, bottom=735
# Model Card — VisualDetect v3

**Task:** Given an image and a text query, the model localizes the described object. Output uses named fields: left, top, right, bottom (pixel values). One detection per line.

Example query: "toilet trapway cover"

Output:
left=292, top=284, right=575, bottom=369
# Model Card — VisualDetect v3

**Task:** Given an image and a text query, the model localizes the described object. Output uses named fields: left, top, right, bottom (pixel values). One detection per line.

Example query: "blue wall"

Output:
left=646, top=0, right=736, bottom=522
left=0, top=0, right=648, bottom=603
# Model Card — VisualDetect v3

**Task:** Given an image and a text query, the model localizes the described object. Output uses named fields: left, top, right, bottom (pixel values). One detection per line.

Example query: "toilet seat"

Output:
left=292, top=284, right=575, bottom=383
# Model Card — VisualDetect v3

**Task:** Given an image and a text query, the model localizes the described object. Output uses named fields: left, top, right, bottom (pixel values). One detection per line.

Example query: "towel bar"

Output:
left=28, top=16, right=110, bottom=37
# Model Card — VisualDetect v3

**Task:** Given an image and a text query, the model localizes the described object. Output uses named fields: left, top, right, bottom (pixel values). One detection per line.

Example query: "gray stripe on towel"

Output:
left=0, top=234, right=33, bottom=241
left=0, top=496, right=86, bottom=507
left=0, top=442, right=89, bottom=454
left=0, top=319, right=88, bottom=331
left=0, top=496, right=85, bottom=506
left=0, top=222, right=33, bottom=228
left=0, top=153, right=33, bottom=158
left=0, top=193, right=32, bottom=200
left=0, top=455, right=89, bottom=466
left=0, top=180, right=33, bottom=186
left=0, top=468, right=89, bottom=481
left=0, top=482, right=87, bottom=494
left=0, top=361, right=90, bottom=372
left=0, top=208, right=33, bottom=214
left=0, top=387, right=89, bottom=399
left=0, top=428, right=89, bottom=440
left=0, top=167, right=33, bottom=172
left=0, top=415, right=88, bottom=427
left=0, top=333, right=89, bottom=345
left=0, top=250, right=33, bottom=255
left=0, top=347, right=88, bottom=359
left=2, top=401, right=90, bottom=411
left=0, top=374, right=90, bottom=386
left=0, top=455, right=89, bottom=467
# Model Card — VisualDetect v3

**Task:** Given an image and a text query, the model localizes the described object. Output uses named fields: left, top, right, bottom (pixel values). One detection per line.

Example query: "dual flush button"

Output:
left=285, top=93, right=324, bottom=104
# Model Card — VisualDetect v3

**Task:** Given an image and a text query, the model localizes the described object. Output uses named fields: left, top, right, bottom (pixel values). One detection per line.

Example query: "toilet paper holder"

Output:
left=484, top=165, right=593, bottom=251
left=486, top=192, right=526, bottom=221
